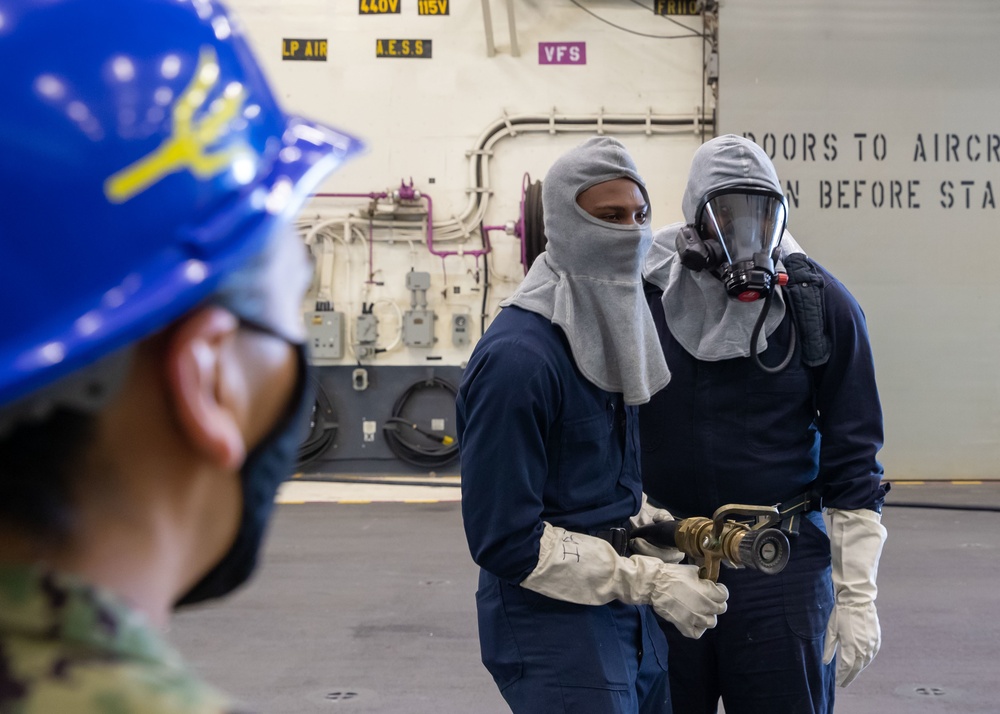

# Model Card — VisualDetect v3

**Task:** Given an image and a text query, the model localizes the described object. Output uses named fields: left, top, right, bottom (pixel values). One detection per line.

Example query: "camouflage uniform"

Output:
left=0, top=564, right=251, bottom=713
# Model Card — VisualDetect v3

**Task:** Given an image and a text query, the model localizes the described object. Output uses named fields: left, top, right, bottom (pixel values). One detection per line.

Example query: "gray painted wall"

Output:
left=718, top=0, right=1000, bottom=479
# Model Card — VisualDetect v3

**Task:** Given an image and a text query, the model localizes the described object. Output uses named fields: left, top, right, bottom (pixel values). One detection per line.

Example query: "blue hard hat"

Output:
left=0, top=0, right=363, bottom=408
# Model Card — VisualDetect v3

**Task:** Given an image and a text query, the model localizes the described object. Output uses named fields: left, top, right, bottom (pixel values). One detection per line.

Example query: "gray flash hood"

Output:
left=644, top=135, right=805, bottom=361
left=501, top=136, right=670, bottom=405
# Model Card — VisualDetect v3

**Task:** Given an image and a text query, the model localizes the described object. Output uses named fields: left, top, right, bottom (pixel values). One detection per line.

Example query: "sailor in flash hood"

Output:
left=503, top=136, right=670, bottom=404
left=458, top=137, right=728, bottom=714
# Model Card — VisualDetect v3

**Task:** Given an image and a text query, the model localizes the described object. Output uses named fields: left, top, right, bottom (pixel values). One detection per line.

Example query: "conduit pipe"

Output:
left=480, top=0, right=520, bottom=57
left=306, top=112, right=711, bottom=254
left=434, top=110, right=711, bottom=243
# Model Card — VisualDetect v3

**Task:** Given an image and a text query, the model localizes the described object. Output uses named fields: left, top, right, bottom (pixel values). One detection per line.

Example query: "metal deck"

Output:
left=171, top=481, right=1000, bottom=713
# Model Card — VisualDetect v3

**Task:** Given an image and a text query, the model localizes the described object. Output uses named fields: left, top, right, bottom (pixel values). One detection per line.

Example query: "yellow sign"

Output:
left=375, top=39, right=432, bottom=58
left=655, top=0, right=701, bottom=15
left=282, top=38, right=328, bottom=61
left=360, top=0, right=400, bottom=14
left=104, top=46, right=250, bottom=204
left=418, top=0, right=449, bottom=15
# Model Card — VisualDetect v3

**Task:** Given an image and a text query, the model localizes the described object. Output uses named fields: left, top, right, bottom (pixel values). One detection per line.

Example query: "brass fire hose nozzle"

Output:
left=630, top=504, right=791, bottom=582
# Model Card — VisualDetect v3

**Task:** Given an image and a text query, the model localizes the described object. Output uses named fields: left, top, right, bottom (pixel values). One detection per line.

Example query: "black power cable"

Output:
left=481, top=247, right=490, bottom=338
left=297, top=376, right=338, bottom=469
left=568, top=0, right=703, bottom=39
left=383, top=377, right=460, bottom=469
left=884, top=502, right=1000, bottom=513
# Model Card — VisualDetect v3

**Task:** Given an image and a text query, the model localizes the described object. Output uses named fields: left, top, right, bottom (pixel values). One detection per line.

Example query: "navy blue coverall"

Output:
left=640, top=259, right=888, bottom=714
left=458, top=305, right=672, bottom=714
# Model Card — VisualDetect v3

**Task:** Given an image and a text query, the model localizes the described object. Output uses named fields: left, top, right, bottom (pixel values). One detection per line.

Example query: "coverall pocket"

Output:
left=744, top=366, right=814, bottom=457
left=513, top=588, right=634, bottom=690
left=782, top=517, right=834, bottom=640
left=556, top=412, right=618, bottom=509
left=476, top=580, right=523, bottom=691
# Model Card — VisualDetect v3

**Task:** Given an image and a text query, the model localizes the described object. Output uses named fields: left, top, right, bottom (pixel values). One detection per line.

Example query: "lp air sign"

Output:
left=539, top=42, right=586, bottom=65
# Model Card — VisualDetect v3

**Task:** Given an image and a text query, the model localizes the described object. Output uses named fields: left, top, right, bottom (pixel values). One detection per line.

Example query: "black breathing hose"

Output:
left=750, top=288, right=797, bottom=374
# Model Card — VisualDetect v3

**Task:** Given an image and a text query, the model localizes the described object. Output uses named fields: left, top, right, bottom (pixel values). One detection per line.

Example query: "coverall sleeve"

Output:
left=457, top=339, right=562, bottom=583
left=814, top=276, right=888, bottom=511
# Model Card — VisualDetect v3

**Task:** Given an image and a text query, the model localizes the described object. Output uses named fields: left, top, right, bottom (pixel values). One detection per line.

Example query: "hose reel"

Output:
left=382, top=376, right=460, bottom=469
left=518, top=173, right=546, bottom=272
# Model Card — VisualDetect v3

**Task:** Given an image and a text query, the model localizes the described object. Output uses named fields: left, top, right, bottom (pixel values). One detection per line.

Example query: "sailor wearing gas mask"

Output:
left=639, top=135, right=890, bottom=714
left=458, top=137, right=729, bottom=714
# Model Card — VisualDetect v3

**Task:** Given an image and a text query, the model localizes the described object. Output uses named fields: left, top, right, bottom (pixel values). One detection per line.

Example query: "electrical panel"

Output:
left=403, top=310, right=436, bottom=347
left=452, top=314, right=470, bottom=347
left=306, top=310, right=344, bottom=359
left=405, top=270, right=431, bottom=292
left=356, top=313, right=378, bottom=345
left=403, top=270, right=436, bottom=347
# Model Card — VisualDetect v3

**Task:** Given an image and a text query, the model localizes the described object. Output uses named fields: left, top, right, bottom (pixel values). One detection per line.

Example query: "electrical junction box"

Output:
left=402, top=309, right=436, bottom=347
left=405, top=271, right=431, bottom=291
left=452, top=314, right=470, bottom=347
left=356, top=313, right=378, bottom=345
left=306, top=310, right=344, bottom=359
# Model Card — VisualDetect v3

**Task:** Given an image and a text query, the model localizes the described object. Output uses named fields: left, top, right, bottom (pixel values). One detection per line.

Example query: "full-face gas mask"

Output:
left=675, top=188, right=789, bottom=302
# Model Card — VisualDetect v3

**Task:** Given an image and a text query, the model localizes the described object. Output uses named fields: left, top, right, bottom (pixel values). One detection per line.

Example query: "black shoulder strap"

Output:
left=782, top=254, right=831, bottom=367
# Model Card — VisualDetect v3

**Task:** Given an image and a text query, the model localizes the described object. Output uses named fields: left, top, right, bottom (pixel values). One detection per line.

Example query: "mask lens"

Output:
left=699, top=191, right=787, bottom=263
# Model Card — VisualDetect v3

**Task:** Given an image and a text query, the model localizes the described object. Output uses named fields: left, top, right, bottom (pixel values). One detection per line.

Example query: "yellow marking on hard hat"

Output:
left=104, top=46, right=250, bottom=203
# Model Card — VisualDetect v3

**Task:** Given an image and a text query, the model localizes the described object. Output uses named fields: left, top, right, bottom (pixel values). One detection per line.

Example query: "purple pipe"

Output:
left=398, top=179, right=490, bottom=261
left=312, top=182, right=492, bottom=261
left=313, top=191, right=389, bottom=199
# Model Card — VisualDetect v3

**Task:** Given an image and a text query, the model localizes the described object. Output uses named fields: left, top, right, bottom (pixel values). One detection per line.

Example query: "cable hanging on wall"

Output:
left=382, top=376, right=460, bottom=469
left=297, top=376, right=339, bottom=469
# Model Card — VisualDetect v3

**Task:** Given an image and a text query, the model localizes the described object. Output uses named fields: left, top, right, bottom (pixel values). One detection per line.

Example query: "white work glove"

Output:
left=629, top=493, right=685, bottom=564
left=520, top=522, right=728, bottom=639
left=822, top=507, right=887, bottom=687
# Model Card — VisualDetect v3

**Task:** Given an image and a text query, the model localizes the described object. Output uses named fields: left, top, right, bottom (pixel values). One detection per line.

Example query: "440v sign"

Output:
left=360, top=0, right=400, bottom=13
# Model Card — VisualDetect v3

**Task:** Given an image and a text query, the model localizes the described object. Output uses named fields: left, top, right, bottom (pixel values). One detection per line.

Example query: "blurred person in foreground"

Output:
left=0, top=1, right=361, bottom=711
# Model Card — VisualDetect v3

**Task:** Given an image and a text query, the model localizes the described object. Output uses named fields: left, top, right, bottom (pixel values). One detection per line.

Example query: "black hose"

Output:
left=382, top=377, right=460, bottom=469
left=750, top=289, right=796, bottom=374
left=883, top=502, right=1000, bottom=513
left=297, top=376, right=338, bottom=469
left=523, top=179, right=546, bottom=270
left=479, top=223, right=490, bottom=338
left=298, top=475, right=460, bottom=488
